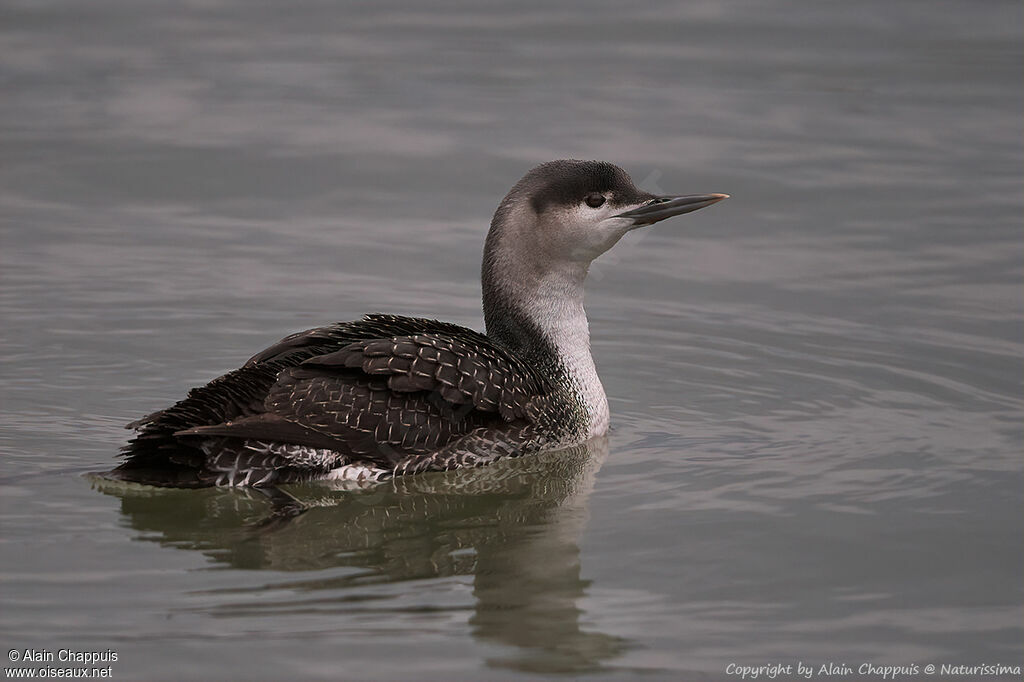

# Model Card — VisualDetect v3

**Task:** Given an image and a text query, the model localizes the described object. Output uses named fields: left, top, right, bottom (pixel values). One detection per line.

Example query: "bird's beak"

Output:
left=615, top=193, right=728, bottom=227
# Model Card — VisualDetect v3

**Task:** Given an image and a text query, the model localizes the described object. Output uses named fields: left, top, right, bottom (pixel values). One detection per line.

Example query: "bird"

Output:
left=110, top=160, right=727, bottom=487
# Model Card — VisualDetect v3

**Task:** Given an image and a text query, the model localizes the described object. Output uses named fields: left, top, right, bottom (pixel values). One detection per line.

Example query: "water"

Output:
left=1, top=1, right=1022, bottom=679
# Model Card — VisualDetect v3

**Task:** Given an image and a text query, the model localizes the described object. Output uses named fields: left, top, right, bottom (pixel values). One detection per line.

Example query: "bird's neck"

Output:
left=482, top=258, right=609, bottom=438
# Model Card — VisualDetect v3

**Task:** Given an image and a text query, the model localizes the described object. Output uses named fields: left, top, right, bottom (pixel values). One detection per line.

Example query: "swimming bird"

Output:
left=112, top=160, right=727, bottom=487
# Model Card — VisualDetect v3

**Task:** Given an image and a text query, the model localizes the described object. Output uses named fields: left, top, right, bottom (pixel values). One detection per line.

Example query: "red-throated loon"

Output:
left=111, top=160, right=727, bottom=487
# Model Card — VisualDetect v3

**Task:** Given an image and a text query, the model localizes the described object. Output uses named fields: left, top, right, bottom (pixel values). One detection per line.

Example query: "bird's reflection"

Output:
left=91, top=438, right=626, bottom=673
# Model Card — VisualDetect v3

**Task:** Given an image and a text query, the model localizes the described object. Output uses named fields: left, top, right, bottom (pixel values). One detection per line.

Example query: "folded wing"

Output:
left=116, top=314, right=549, bottom=485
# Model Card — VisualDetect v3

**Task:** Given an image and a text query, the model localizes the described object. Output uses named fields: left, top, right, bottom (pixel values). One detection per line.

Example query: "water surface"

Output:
left=1, top=1, right=1022, bottom=679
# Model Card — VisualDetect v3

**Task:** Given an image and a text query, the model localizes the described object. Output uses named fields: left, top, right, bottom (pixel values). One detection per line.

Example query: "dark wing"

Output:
left=117, top=314, right=549, bottom=485
left=119, top=320, right=367, bottom=473
left=242, top=313, right=490, bottom=366
left=302, top=334, right=542, bottom=421
left=177, top=331, right=547, bottom=465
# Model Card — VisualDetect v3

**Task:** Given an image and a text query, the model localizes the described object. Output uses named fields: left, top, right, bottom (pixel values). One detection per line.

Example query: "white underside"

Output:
left=558, top=330, right=609, bottom=438
left=323, top=462, right=390, bottom=482
left=520, top=282, right=609, bottom=438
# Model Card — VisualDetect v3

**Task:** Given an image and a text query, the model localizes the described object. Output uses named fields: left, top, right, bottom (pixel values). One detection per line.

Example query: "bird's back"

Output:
left=113, top=314, right=554, bottom=487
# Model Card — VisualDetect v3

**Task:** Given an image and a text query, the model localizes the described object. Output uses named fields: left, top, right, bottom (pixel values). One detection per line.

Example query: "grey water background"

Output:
left=1, top=0, right=1022, bottom=679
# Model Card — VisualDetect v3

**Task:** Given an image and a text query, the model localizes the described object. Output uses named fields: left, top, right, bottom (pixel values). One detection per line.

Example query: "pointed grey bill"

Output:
left=616, top=193, right=729, bottom=227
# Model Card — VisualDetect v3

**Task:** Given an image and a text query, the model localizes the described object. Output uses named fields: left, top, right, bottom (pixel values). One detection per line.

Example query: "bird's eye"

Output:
left=584, top=193, right=606, bottom=208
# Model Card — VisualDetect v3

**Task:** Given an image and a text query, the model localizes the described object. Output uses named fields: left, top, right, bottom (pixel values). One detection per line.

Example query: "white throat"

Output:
left=482, top=200, right=616, bottom=438
left=518, top=268, right=610, bottom=438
